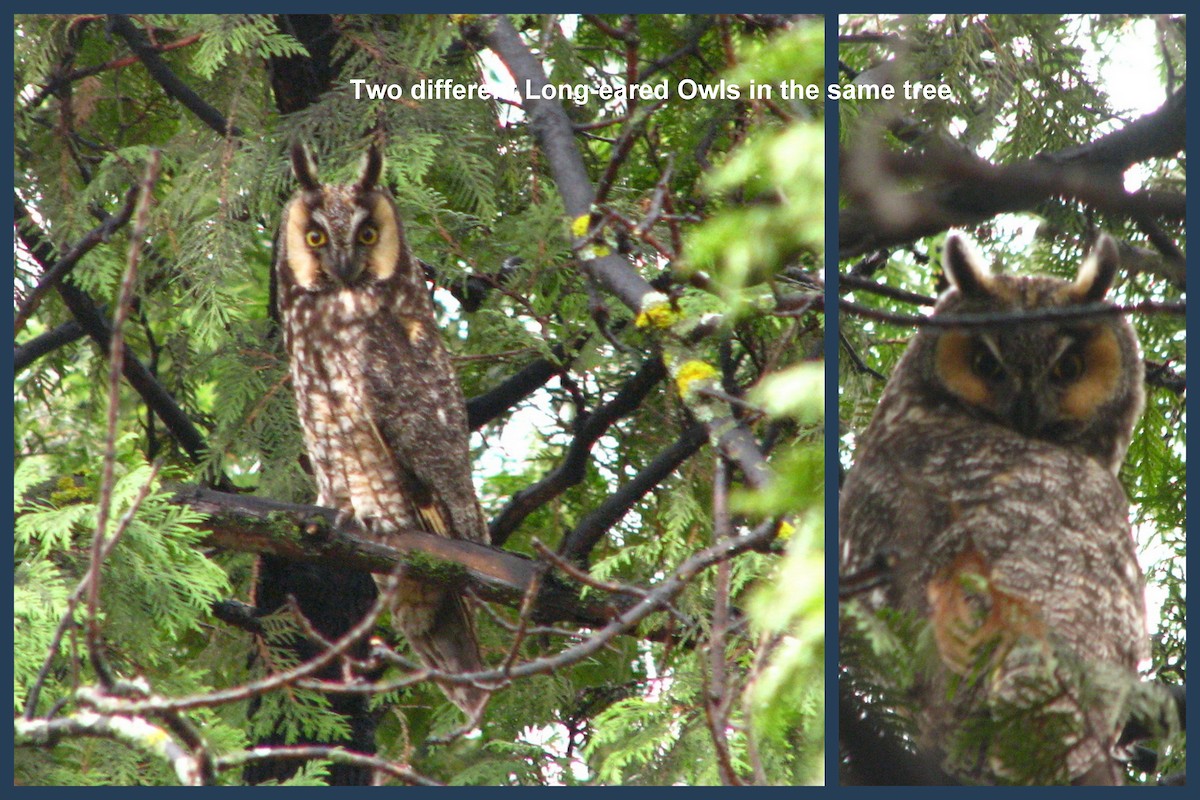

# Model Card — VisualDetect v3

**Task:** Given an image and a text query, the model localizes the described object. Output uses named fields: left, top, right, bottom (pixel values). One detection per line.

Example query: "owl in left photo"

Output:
left=14, top=13, right=826, bottom=786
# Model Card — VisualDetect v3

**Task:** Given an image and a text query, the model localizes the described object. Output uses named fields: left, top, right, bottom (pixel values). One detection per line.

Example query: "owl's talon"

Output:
left=297, top=511, right=333, bottom=540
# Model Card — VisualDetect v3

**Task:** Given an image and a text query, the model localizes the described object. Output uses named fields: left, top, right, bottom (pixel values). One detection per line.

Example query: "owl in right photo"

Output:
left=835, top=14, right=1185, bottom=786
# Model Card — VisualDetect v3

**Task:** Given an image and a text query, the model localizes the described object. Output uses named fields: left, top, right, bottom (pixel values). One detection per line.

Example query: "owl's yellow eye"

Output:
left=971, top=345, right=1004, bottom=381
left=357, top=225, right=379, bottom=245
left=1051, top=350, right=1085, bottom=383
left=305, top=228, right=327, bottom=248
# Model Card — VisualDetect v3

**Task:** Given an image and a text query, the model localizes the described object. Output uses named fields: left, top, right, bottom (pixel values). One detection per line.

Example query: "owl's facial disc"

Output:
left=935, top=324, right=1123, bottom=441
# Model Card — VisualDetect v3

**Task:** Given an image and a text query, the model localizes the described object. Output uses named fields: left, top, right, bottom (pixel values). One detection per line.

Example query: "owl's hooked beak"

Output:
left=1011, top=397, right=1042, bottom=438
left=1011, top=386, right=1062, bottom=440
left=329, top=254, right=365, bottom=286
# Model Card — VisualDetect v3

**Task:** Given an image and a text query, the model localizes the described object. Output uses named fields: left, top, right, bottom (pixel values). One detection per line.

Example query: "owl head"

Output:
left=901, top=233, right=1144, bottom=473
left=277, top=142, right=408, bottom=294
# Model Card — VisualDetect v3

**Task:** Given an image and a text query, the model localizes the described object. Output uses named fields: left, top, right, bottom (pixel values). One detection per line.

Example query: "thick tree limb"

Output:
left=482, top=16, right=656, bottom=314
left=467, top=356, right=564, bottom=431
left=173, top=486, right=640, bottom=629
left=1047, top=83, right=1186, bottom=171
left=482, top=15, right=776, bottom=491
left=840, top=86, right=1187, bottom=258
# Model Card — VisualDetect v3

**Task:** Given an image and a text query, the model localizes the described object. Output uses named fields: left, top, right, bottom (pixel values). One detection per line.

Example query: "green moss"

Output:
left=49, top=476, right=93, bottom=506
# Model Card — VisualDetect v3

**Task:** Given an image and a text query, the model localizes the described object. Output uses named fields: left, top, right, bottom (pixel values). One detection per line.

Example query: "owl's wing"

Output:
left=362, top=310, right=489, bottom=544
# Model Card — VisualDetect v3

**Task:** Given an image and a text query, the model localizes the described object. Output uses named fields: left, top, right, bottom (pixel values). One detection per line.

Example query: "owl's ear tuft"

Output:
left=1071, top=234, right=1120, bottom=303
left=942, top=233, right=992, bottom=298
left=357, top=145, right=383, bottom=193
left=291, top=142, right=320, bottom=192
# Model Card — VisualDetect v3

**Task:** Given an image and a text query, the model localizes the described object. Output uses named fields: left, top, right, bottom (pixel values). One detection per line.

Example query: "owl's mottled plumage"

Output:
left=275, top=142, right=487, bottom=715
left=840, top=234, right=1147, bottom=784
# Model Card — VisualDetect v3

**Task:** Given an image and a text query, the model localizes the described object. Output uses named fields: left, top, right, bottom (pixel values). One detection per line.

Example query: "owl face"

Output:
left=908, top=234, right=1143, bottom=472
left=279, top=143, right=404, bottom=293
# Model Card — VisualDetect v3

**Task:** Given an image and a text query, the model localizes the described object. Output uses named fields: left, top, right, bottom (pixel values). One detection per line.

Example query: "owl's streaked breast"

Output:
left=284, top=289, right=415, bottom=532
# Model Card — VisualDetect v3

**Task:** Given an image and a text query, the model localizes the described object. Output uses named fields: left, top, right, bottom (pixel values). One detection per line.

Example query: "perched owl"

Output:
left=840, top=233, right=1147, bottom=785
left=274, top=142, right=488, bottom=715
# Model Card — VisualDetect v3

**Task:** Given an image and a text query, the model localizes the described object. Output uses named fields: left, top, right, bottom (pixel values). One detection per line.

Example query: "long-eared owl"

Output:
left=840, top=233, right=1147, bottom=784
left=274, top=142, right=487, bottom=715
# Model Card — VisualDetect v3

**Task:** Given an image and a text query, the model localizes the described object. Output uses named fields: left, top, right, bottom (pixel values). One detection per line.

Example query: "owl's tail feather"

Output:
left=393, top=585, right=489, bottom=718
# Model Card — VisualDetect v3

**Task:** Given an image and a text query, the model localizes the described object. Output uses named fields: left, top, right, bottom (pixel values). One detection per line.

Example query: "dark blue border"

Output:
left=823, top=11, right=841, bottom=790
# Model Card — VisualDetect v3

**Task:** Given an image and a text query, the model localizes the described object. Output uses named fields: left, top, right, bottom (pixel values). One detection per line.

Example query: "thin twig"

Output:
left=293, top=519, right=780, bottom=699
left=473, top=590, right=583, bottom=640
left=86, top=151, right=160, bottom=689
left=705, top=458, right=744, bottom=786
left=499, top=558, right=550, bottom=676
left=28, top=32, right=204, bottom=109
left=840, top=297, right=1185, bottom=329
left=214, top=745, right=441, bottom=786
left=839, top=272, right=936, bottom=306
left=532, top=541, right=651, bottom=602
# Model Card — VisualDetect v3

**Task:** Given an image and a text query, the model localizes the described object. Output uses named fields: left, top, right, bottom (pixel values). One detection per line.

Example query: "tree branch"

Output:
left=106, top=15, right=243, bottom=138
left=14, top=198, right=218, bottom=471
left=839, top=271, right=936, bottom=307
left=482, top=16, right=656, bottom=314
left=482, top=15, right=776, bottom=492
left=214, top=745, right=439, bottom=786
left=467, top=356, right=565, bottom=431
left=14, top=185, right=139, bottom=336
left=560, top=422, right=709, bottom=565
left=488, top=357, right=667, bottom=546
left=28, top=27, right=204, bottom=109
left=840, top=297, right=1185, bottom=330
left=171, top=486, right=639, bottom=630
left=297, top=515, right=781, bottom=696
left=15, top=319, right=86, bottom=373
left=87, top=151, right=159, bottom=694
left=15, top=711, right=204, bottom=786
left=840, top=86, right=1187, bottom=258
